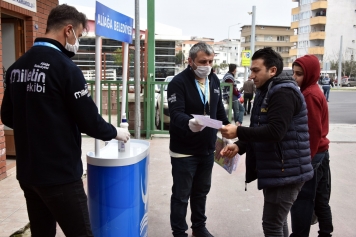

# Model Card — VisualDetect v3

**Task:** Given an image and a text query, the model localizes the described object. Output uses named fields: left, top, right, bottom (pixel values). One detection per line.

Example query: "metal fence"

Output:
left=86, top=80, right=233, bottom=138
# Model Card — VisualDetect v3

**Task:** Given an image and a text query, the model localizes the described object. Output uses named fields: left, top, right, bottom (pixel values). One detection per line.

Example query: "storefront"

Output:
left=0, top=0, right=58, bottom=179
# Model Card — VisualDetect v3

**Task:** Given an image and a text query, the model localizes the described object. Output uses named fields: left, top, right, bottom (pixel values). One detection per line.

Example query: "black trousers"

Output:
left=243, top=93, right=253, bottom=114
left=170, top=154, right=214, bottom=237
left=20, top=179, right=93, bottom=237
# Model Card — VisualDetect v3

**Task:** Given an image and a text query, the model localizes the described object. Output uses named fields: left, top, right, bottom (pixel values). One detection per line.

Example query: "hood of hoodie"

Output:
left=293, top=55, right=320, bottom=92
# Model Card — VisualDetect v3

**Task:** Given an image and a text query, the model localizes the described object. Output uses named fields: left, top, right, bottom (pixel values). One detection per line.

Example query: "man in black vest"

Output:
left=219, top=48, right=313, bottom=237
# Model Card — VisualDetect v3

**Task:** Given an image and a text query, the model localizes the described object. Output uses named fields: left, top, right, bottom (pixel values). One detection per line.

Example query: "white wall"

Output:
left=2, top=23, right=16, bottom=70
left=324, top=0, right=356, bottom=62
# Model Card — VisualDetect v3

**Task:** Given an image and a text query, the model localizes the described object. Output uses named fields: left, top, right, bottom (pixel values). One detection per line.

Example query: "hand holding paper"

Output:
left=220, top=124, right=238, bottom=139
left=220, top=143, right=239, bottom=159
left=188, top=118, right=205, bottom=132
left=192, top=114, right=223, bottom=129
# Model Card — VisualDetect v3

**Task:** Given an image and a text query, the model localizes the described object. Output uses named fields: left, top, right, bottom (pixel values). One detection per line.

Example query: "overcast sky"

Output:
left=59, top=0, right=298, bottom=41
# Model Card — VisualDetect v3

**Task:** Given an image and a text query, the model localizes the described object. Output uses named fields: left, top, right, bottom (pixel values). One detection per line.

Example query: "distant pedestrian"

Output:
left=320, top=74, right=333, bottom=102
left=1, top=4, right=130, bottom=236
left=290, top=55, right=333, bottom=237
left=222, top=64, right=245, bottom=126
left=240, top=76, right=256, bottom=115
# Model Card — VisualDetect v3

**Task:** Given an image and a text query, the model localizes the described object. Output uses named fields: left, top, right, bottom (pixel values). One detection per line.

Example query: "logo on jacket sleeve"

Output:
left=74, top=84, right=91, bottom=99
left=214, top=88, right=220, bottom=95
left=168, top=93, right=176, bottom=103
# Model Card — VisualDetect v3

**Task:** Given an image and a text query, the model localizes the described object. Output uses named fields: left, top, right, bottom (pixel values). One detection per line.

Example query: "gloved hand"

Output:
left=115, top=127, right=130, bottom=142
left=188, top=118, right=205, bottom=132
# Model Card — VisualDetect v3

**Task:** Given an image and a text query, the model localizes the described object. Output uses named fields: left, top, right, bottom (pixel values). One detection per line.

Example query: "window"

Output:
left=277, top=36, right=285, bottom=41
left=264, top=35, right=273, bottom=41
left=298, top=26, right=310, bottom=34
left=298, top=40, right=310, bottom=48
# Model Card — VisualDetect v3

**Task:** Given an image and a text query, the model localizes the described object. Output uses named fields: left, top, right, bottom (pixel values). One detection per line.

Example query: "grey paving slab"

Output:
left=1, top=123, right=355, bottom=237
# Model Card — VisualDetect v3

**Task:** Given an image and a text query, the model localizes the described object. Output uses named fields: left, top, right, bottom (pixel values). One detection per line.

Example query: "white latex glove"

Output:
left=188, top=118, right=205, bottom=132
left=115, top=127, right=130, bottom=142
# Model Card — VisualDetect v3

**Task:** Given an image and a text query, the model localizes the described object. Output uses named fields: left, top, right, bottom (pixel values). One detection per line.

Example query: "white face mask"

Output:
left=65, top=29, right=79, bottom=54
left=192, top=61, right=211, bottom=79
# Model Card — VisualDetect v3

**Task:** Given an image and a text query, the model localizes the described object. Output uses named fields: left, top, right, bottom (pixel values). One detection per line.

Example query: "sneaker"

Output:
left=235, top=122, right=241, bottom=126
left=192, top=227, right=214, bottom=237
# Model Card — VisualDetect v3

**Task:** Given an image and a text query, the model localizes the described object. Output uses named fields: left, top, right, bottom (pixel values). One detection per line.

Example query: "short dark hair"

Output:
left=252, top=47, right=283, bottom=76
left=229, top=64, right=237, bottom=73
left=46, top=4, right=88, bottom=33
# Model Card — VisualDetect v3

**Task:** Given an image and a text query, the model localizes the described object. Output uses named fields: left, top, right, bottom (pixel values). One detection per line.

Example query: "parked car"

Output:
left=155, top=76, right=174, bottom=129
left=342, top=77, right=356, bottom=87
left=281, top=67, right=293, bottom=76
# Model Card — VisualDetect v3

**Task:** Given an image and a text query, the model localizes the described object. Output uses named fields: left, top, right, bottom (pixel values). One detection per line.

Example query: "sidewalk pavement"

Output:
left=1, top=123, right=356, bottom=237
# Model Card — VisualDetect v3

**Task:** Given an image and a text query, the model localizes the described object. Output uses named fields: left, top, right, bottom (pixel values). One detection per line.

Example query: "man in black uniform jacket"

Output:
left=1, top=4, right=130, bottom=237
left=167, top=42, right=230, bottom=237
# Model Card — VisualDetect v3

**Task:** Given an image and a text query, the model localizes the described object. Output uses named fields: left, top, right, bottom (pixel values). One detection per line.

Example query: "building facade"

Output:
left=0, top=0, right=58, bottom=179
left=241, top=24, right=294, bottom=66
left=213, top=39, right=241, bottom=67
left=290, top=0, right=356, bottom=68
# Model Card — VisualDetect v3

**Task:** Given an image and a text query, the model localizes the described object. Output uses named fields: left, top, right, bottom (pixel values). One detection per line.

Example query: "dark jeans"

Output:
left=322, top=85, right=331, bottom=101
left=232, top=100, right=245, bottom=124
left=243, top=93, right=253, bottom=114
left=170, top=154, right=214, bottom=237
left=290, top=151, right=333, bottom=237
left=263, top=182, right=304, bottom=237
left=20, top=180, right=93, bottom=237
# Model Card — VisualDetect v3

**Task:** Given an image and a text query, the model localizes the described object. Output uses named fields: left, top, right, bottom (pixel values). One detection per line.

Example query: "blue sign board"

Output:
left=95, top=1, right=134, bottom=44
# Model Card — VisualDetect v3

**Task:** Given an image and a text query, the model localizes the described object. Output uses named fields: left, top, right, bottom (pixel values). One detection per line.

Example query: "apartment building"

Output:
left=241, top=25, right=294, bottom=66
left=213, top=39, right=242, bottom=66
left=290, top=0, right=356, bottom=68
left=181, top=37, right=215, bottom=64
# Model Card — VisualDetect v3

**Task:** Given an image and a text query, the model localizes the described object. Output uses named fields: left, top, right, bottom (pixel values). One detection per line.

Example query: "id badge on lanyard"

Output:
left=195, top=77, right=210, bottom=117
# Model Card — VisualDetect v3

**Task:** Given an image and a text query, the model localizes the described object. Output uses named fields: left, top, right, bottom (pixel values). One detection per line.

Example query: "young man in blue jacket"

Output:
left=167, top=42, right=229, bottom=237
left=1, top=4, right=129, bottom=236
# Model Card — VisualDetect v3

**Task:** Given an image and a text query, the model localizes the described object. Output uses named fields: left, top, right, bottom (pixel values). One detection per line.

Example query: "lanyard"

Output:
left=195, top=77, right=209, bottom=105
left=195, top=77, right=210, bottom=116
left=33, top=42, right=61, bottom=52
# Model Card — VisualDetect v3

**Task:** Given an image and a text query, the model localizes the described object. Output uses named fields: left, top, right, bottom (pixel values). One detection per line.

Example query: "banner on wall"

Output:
left=4, top=0, right=37, bottom=12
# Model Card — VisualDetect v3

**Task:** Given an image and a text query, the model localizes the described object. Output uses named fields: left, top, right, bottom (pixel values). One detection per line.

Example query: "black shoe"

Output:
left=247, top=112, right=250, bottom=115
left=244, top=112, right=247, bottom=116
left=192, top=227, right=214, bottom=237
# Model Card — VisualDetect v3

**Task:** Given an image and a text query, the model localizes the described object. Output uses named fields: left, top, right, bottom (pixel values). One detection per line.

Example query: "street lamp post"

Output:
left=248, top=6, right=256, bottom=56
left=245, top=6, right=256, bottom=81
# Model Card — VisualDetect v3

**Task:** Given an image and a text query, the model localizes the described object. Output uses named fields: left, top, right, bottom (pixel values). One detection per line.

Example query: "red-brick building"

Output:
left=0, top=0, right=58, bottom=180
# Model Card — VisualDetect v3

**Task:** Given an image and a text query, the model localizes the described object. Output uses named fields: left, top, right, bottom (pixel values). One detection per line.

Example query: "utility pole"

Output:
left=337, top=35, right=343, bottom=89
left=134, top=0, right=141, bottom=138
left=250, top=6, right=256, bottom=56
left=146, top=0, right=155, bottom=138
